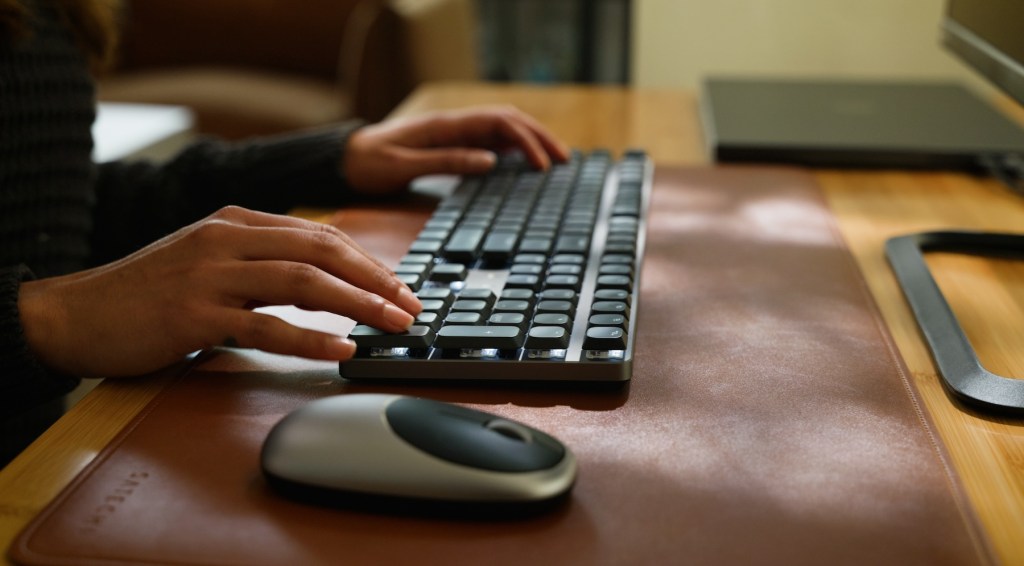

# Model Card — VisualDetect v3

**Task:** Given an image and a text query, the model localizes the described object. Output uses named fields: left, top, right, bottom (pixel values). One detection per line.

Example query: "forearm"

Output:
left=90, top=122, right=365, bottom=266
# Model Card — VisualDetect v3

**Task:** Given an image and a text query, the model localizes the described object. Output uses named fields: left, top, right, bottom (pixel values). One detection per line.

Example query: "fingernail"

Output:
left=471, top=151, right=497, bottom=170
left=326, top=336, right=356, bottom=359
left=383, top=303, right=414, bottom=329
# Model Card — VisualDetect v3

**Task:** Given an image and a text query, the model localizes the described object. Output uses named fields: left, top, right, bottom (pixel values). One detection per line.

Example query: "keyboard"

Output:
left=340, top=149, right=652, bottom=383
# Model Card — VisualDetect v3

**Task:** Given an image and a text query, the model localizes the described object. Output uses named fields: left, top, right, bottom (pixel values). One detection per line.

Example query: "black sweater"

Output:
left=1, top=2, right=363, bottom=462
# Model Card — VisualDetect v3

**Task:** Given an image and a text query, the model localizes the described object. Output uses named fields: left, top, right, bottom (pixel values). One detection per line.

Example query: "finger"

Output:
left=409, top=110, right=555, bottom=171
left=214, top=308, right=358, bottom=361
left=203, top=206, right=387, bottom=268
left=208, top=207, right=392, bottom=273
left=506, top=109, right=572, bottom=164
left=452, top=108, right=571, bottom=167
left=224, top=261, right=416, bottom=333
left=271, top=225, right=421, bottom=316
left=390, top=147, right=499, bottom=177
left=462, top=111, right=555, bottom=170
left=191, top=213, right=421, bottom=316
left=487, top=112, right=552, bottom=168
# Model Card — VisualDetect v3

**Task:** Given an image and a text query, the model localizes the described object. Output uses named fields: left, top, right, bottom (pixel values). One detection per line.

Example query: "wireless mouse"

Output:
left=261, top=394, right=577, bottom=516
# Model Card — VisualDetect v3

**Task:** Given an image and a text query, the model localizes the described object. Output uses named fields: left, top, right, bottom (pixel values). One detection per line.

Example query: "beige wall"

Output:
left=633, top=0, right=988, bottom=91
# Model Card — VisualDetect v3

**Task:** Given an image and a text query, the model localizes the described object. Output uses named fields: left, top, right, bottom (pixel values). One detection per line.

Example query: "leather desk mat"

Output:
left=12, top=167, right=994, bottom=565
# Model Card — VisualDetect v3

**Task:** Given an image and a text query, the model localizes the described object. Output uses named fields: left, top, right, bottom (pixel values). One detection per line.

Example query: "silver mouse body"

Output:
left=261, top=394, right=576, bottom=505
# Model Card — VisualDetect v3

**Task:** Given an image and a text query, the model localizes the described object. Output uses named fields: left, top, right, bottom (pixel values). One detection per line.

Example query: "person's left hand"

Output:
left=342, top=106, right=571, bottom=194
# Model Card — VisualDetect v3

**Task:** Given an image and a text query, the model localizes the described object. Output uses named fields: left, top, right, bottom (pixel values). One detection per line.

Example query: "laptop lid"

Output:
left=701, top=77, right=1024, bottom=170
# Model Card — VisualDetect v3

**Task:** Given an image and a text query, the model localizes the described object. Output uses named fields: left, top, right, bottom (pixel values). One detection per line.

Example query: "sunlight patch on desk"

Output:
left=652, top=186, right=835, bottom=248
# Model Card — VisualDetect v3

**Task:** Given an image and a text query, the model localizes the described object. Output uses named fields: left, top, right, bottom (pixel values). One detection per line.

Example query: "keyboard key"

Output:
left=423, top=218, right=456, bottom=231
left=418, top=299, right=448, bottom=313
left=417, top=288, right=454, bottom=307
left=481, top=232, right=519, bottom=264
left=607, top=233, right=637, bottom=245
left=554, top=235, right=590, bottom=254
left=409, top=239, right=443, bottom=254
left=458, top=288, right=496, bottom=306
left=545, top=275, right=581, bottom=289
left=523, top=229, right=556, bottom=240
left=596, top=274, right=632, bottom=290
left=488, top=313, right=527, bottom=328
left=444, top=312, right=482, bottom=325
left=525, top=326, right=570, bottom=350
left=394, top=267, right=428, bottom=288
left=518, top=237, right=553, bottom=254
left=443, top=228, right=486, bottom=262
left=430, top=263, right=467, bottom=283
left=505, top=274, right=540, bottom=290
left=589, top=314, right=627, bottom=329
left=500, top=288, right=535, bottom=303
left=602, top=254, right=633, bottom=265
left=608, top=225, right=638, bottom=236
left=549, top=264, right=583, bottom=276
left=514, top=253, right=547, bottom=264
left=583, top=326, right=628, bottom=351
left=415, top=312, right=443, bottom=331
left=510, top=263, right=544, bottom=275
left=394, top=264, right=430, bottom=277
left=396, top=273, right=423, bottom=290
left=551, top=254, right=585, bottom=265
left=349, top=325, right=435, bottom=350
left=598, top=264, right=633, bottom=276
left=594, top=289, right=630, bottom=304
left=401, top=253, right=434, bottom=265
left=536, top=300, right=574, bottom=316
left=591, top=301, right=630, bottom=317
left=532, top=313, right=571, bottom=328
left=493, top=300, right=531, bottom=314
left=605, top=243, right=636, bottom=254
left=451, top=299, right=488, bottom=313
left=539, top=289, right=576, bottom=301
left=435, top=325, right=524, bottom=350
left=417, top=228, right=449, bottom=241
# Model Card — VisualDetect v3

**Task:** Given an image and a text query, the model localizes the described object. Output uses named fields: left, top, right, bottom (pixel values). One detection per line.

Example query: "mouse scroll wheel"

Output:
left=485, top=419, right=534, bottom=443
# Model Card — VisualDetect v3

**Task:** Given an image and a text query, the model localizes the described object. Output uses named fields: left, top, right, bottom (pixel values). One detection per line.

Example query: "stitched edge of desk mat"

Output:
left=11, top=167, right=995, bottom=566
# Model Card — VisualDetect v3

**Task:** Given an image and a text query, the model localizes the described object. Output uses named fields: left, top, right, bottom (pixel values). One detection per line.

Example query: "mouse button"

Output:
left=261, top=395, right=394, bottom=478
left=484, top=419, right=534, bottom=443
left=385, top=397, right=565, bottom=473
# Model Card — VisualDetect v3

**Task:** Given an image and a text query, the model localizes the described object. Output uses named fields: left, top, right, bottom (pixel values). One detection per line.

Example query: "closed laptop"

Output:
left=701, top=77, right=1024, bottom=170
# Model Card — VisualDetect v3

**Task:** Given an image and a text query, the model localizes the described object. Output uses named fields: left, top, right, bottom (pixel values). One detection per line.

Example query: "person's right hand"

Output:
left=17, top=206, right=422, bottom=378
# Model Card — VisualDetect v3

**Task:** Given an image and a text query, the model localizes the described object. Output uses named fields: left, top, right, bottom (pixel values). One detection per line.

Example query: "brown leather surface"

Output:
left=11, top=167, right=994, bottom=565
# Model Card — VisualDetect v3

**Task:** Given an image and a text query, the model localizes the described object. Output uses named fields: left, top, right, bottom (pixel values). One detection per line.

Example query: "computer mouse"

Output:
left=261, top=394, right=577, bottom=516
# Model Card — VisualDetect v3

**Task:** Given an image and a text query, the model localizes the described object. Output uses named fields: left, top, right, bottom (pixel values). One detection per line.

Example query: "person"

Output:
left=0, top=0, right=570, bottom=465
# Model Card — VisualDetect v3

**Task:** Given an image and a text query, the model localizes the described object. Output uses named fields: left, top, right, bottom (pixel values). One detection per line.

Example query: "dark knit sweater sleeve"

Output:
left=0, top=266, right=79, bottom=412
left=88, top=121, right=365, bottom=265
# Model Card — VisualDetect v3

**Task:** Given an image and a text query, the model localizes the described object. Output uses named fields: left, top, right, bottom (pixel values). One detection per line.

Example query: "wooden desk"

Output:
left=2, top=82, right=1023, bottom=564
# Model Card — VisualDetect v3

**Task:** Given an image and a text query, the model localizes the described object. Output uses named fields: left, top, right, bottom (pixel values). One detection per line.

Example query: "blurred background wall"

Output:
left=482, top=0, right=987, bottom=93
left=633, top=0, right=985, bottom=90
left=101, top=0, right=992, bottom=140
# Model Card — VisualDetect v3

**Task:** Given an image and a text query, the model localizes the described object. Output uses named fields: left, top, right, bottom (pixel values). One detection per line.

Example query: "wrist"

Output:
left=338, top=120, right=370, bottom=190
left=18, top=275, right=77, bottom=377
